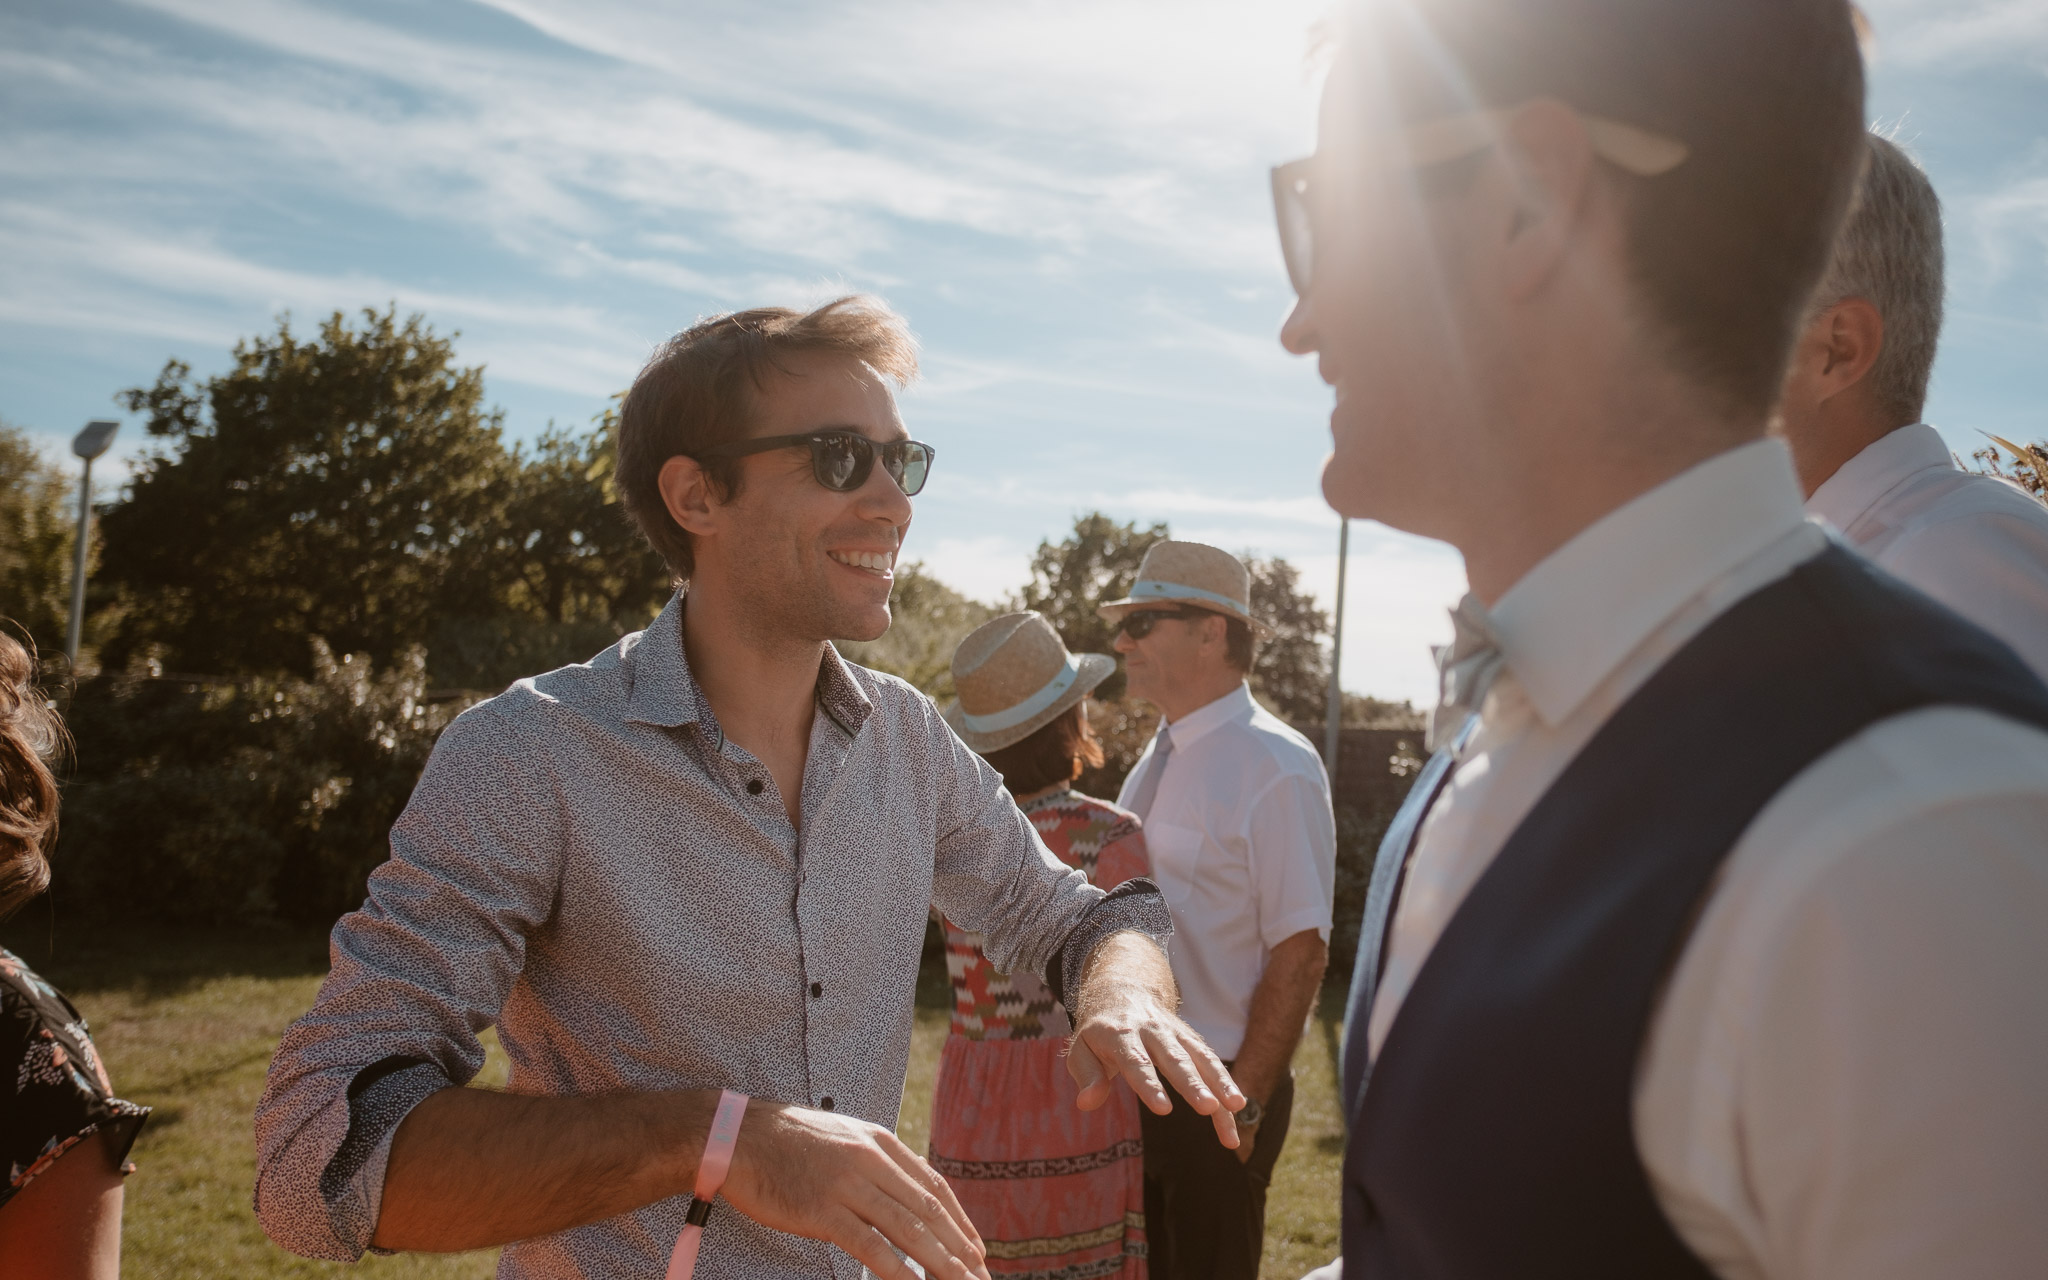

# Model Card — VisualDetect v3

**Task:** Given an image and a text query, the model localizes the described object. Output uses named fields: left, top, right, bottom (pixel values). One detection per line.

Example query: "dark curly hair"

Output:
left=0, top=629, right=65, bottom=921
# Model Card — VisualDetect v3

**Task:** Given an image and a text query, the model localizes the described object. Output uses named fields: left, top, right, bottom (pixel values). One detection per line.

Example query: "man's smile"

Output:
left=828, top=548, right=897, bottom=578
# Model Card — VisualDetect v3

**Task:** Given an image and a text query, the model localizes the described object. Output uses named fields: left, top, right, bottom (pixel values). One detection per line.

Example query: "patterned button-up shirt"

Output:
left=253, top=592, right=1170, bottom=1279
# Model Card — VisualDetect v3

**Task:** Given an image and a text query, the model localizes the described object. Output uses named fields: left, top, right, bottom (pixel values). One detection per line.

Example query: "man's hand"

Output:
left=722, top=1102, right=990, bottom=1280
left=1233, top=1122, right=1259, bottom=1165
left=1065, top=932, right=1245, bottom=1148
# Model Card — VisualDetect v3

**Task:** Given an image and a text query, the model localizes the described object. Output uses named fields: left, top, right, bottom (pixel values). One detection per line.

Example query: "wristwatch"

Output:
left=1237, top=1097, right=1264, bottom=1130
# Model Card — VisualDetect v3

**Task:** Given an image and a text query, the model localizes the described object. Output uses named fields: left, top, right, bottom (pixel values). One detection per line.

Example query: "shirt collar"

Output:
left=1487, top=437, right=1809, bottom=728
left=1160, top=682, right=1255, bottom=750
left=622, top=591, right=874, bottom=739
left=1806, top=423, right=1953, bottom=533
left=624, top=591, right=705, bottom=729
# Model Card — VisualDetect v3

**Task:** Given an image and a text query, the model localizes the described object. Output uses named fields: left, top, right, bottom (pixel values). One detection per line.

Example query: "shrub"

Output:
left=53, top=641, right=466, bottom=926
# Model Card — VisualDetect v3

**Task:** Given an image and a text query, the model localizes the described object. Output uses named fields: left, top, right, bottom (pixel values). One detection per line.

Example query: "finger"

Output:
left=1186, top=1039, right=1246, bottom=1110
left=1210, top=1099, right=1241, bottom=1150
left=1138, top=1024, right=1219, bottom=1115
left=876, top=1135, right=988, bottom=1272
left=879, top=1134, right=983, bottom=1255
left=852, top=1180, right=981, bottom=1280
left=1099, top=1027, right=1171, bottom=1115
left=821, top=1210, right=921, bottom=1280
left=1065, top=1034, right=1114, bottom=1111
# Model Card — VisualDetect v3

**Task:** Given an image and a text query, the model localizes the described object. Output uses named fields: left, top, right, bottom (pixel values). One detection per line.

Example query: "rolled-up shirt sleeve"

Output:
left=1247, top=771, right=1338, bottom=948
left=924, top=701, right=1172, bottom=1006
left=252, top=704, right=565, bottom=1261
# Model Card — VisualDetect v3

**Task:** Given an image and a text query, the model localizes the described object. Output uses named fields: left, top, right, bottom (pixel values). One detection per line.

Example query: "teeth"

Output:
left=832, top=550, right=894, bottom=572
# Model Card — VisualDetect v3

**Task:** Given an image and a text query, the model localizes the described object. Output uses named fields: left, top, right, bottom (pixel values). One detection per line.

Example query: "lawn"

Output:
left=0, top=923, right=1343, bottom=1279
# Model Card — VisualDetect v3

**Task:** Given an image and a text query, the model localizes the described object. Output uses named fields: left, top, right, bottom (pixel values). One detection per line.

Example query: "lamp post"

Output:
left=1323, top=518, right=1349, bottom=779
left=66, top=419, right=120, bottom=669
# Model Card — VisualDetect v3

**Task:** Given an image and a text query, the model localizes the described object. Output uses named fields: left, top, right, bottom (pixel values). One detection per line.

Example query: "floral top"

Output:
left=1, top=947, right=149, bottom=1208
left=944, top=788, right=1151, bottom=1041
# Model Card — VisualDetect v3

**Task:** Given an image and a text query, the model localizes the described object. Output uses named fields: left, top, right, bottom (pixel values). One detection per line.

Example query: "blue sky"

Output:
left=4, top=0, right=2045, bottom=704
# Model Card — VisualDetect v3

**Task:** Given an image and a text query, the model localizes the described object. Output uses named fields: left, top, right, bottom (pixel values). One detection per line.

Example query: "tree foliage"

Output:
left=0, top=422, right=77, bottom=659
left=99, top=309, right=670, bottom=688
left=1018, top=513, right=1170, bottom=701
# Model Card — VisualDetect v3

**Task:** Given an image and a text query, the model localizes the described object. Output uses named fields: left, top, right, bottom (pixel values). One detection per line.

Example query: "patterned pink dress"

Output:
left=928, top=788, right=1150, bottom=1280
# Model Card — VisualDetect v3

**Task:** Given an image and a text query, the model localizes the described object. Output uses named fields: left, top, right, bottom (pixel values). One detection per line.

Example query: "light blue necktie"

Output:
left=1124, top=725, right=1174, bottom=824
left=1428, top=593, right=1508, bottom=752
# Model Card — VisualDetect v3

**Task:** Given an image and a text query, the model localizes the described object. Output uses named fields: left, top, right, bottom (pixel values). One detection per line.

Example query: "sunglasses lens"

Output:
left=1273, top=167, right=1313, bottom=296
left=1121, top=613, right=1157, bottom=639
left=812, top=435, right=869, bottom=491
left=893, top=443, right=932, bottom=496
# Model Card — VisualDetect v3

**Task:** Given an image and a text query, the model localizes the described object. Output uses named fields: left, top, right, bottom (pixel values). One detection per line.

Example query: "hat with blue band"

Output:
left=1096, top=540, right=1273, bottom=638
left=943, top=612, right=1117, bottom=753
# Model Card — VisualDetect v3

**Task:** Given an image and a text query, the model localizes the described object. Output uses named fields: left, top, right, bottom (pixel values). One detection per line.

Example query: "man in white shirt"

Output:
left=1102, top=540, right=1337, bottom=1280
left=1274, top=1, right=2048, bottom=1278
left=1775, top=132, right=2048, bottom=678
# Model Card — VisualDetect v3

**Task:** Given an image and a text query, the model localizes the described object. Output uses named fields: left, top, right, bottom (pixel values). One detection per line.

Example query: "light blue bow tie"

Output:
left=1428, top=593, right=1507, bottom=752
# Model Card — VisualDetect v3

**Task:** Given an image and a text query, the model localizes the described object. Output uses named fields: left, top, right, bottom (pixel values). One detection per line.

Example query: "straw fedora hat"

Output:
left=943, top=612, right=1116, bottom=753
left=1096, top=540, right=1272, bottom=638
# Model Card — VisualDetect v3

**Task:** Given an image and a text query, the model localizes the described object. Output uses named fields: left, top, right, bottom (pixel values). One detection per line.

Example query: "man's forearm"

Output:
left=1231, top=929, right=1328, bottom=1105
left=372, top=1085, right=717, bottom=1252
left=1071, top=929, right=1179, bottom=1023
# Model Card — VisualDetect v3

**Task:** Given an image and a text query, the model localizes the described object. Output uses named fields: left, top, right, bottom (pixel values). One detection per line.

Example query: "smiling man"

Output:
left=253, top=297, right=1242, bottom=1280
left=1276, top=1, right=2048, bottom=1278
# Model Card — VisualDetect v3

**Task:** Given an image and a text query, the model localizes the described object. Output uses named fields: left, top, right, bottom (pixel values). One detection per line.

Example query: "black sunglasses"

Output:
left=698, top=430, right=936, bottom=496
left=1116, top=607, right=1219, bottom=640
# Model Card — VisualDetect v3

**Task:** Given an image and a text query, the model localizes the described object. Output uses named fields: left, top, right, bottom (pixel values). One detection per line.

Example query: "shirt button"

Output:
left=820, top=1096, right=835, bottom=1111
left=746, top=779, right=764, bottom=795
left=809, top=981, right=823, bottom=998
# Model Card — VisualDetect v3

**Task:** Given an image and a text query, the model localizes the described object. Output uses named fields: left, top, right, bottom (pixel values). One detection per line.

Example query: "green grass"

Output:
left=1, top=924, right=1342, bottom=1278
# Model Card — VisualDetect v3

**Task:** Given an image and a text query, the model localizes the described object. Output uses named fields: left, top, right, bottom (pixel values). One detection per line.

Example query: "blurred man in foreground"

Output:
left=1103, top=541, right=1335, bottom=1280
left=1776, top=132, right=2048, bottom=677
left=1277, top=0, right=2048, bottom=1276
left=254, top=298, right=1242, bottom=1279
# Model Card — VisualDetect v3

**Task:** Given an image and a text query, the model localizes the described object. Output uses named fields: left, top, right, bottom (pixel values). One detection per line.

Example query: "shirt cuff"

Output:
left=318, top=1057, right=454, bottom=1258
left=1046, top=877, right=1174, bottom=1010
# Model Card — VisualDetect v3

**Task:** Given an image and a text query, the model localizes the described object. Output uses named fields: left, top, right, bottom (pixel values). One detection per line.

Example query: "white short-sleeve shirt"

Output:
left=1807, top=422, right=2048, bottom=679
left=1118, top=683, right=1336, bottom=1058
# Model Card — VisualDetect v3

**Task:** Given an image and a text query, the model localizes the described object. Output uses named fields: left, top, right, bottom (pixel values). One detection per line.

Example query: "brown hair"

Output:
left=1354, top=0, right=1867, bottom=420
left=980, top=702, right=1106, bottom=797
left=617, top=296, right=920, bottom=579
left=0, top=630, right=64, bottom=921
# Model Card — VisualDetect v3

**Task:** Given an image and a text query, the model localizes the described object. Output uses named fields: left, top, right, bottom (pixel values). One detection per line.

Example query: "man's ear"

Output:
left=1496, top=100, right=1597, bottom=300
left=658, top=455, right=721, bottom=538
left=1812, top=296, right=1885, bottom=401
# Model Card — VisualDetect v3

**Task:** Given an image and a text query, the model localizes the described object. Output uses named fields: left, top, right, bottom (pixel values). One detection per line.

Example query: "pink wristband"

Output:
left=665, top=1089, right=750, bottom=1280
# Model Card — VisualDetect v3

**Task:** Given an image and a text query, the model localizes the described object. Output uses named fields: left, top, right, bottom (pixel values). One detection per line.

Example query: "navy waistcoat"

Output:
left=1339, top=544, right=2048, bottom=1279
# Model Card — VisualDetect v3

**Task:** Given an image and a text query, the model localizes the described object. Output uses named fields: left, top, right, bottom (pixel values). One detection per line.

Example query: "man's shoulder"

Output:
left=446, top=636, right=637, bottom=744
left=1238, top=701, right=1329, bottom=777
left=1878, top=465, right=2048, bottom=544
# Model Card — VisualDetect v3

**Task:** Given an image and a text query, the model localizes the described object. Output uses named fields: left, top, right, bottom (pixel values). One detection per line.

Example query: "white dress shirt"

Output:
left=1118, top=683, right=1336, bottom=1059
left=1367, top=439, right=2048, bottom=1280
left=1807, top=422, right=2048, bottom=678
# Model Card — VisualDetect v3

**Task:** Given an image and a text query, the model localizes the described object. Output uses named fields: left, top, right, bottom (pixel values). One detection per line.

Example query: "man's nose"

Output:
left=1112, top=628, right=1136, bottom=654
left=857, top=462, right=915, bottom=524
left=1279, top=295, right=1319, bottom=356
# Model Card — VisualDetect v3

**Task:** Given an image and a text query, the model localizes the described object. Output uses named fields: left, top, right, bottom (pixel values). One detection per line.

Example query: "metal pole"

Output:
left=66, top=457, right=93, bottom=668
left=65, top=420, right=120, bottom=670
left=1323, top=518, right=1349, bottom=778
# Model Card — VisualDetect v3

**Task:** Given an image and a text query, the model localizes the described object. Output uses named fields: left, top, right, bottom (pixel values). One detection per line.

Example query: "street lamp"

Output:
left=66, top=419, right=120, bottom=669
left=1323, top=518, right=1349, bottom=779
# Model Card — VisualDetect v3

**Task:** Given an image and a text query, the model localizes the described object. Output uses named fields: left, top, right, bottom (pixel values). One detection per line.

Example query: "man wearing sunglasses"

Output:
left=1279, top=2, right=2048, bottom=1280
left=1101, top=540, right=1336, bottom=1280
left=256, top=297, right=1245, bottom=1280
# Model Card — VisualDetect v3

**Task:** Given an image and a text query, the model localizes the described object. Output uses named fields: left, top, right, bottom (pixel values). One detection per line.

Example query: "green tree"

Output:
left=1018, top=512, right=1171, bottom=700
left=835, top=562, right=995, bottom=700
left=102, top=308, right=514, bottom=678
left=1244, top=554, right=1331, bottom=723
left=0, top=422, right=77, bottom=658
left=429, top=412, right=674, bottom=691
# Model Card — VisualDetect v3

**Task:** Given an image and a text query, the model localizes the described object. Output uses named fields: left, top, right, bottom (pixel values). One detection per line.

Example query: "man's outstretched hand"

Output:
left=1065, top=932, right=1245, bottom=1148
left=721, top=1101, right=990, bottom=1280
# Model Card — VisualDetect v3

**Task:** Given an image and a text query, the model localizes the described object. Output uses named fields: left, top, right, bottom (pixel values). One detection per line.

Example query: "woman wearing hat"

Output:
left=931, top=612, right=1151, bottom=1280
